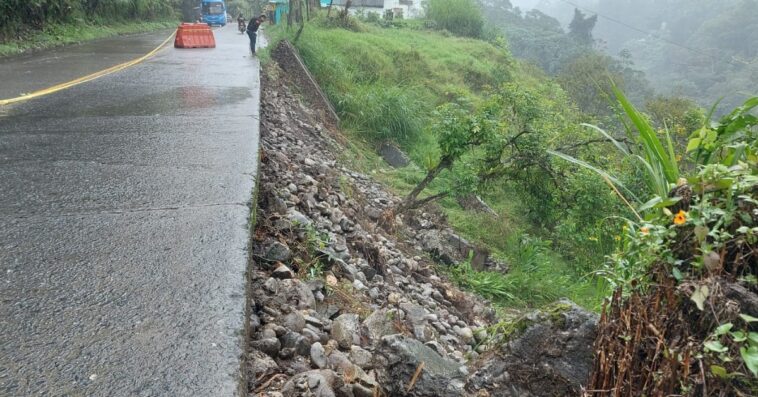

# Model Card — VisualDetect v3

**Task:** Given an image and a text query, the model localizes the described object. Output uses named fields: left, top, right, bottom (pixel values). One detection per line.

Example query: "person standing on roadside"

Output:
left=246, top=14, right=267, bottom=55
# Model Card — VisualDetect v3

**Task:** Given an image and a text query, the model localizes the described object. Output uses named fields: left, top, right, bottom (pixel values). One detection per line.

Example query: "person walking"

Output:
left=246, top=14, right=267, bottom=55
left=237, top=13, right=246, bottom=33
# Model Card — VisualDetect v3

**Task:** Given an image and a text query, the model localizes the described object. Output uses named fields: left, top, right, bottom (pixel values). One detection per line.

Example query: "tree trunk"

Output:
left=397, top=156, right=453, bottom=213
left=287, top=0, right=293, bottom=27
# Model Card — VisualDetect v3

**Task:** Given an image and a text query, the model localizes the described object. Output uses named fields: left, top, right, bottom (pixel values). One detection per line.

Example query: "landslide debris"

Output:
left=246, top=62, right=597, bottom=397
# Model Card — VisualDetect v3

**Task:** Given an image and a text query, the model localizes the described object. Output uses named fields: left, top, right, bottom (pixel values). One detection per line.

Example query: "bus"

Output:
left=201, top=0, right=227, bottom=26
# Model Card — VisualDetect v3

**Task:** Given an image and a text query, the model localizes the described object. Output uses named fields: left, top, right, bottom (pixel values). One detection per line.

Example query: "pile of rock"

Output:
left=247, top=66, right=597, bottom=397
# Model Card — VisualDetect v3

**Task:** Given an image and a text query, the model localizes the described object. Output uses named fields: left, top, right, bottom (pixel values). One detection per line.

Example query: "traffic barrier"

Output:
left=174, top=23, right=216, bottom=49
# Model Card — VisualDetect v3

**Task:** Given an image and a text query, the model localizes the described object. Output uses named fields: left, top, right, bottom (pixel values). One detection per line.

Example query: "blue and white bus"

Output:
left=201, top=0, right=227, bottom=26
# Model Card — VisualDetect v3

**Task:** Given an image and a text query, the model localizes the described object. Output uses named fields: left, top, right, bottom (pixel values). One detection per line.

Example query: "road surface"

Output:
left=0, top=26, right=261, bottom=396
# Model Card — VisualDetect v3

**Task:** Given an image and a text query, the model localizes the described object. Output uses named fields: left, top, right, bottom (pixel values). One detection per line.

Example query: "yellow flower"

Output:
left=640, top=227, right=650, bottom=235
left=614, top=235, right=621, bottom=241
left=673, top=210, right=687, bottom=225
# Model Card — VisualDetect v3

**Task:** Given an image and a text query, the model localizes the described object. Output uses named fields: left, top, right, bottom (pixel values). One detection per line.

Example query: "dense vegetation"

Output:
left=267, top=3, right=756, bottom=389
left=0, top=0, right=197, bottom=55
left=0, top=0, right=178, bottom=38
left=505, top=0, right=758, bottom=115
left=264, top=12, right=635, bottom=309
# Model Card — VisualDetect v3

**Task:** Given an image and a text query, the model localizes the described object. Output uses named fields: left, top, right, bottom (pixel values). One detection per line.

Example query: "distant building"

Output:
left=267, top=0, right=290, bottom=24
left=322, top=0, right=424, bottom=19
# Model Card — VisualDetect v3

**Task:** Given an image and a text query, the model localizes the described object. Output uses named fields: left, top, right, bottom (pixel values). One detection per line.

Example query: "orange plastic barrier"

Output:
left=174, top=23, right=216, bottom=49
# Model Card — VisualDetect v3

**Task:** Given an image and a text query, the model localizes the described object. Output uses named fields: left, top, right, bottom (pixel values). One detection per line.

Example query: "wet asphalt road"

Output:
left=0, top=26, right=261, bottom=396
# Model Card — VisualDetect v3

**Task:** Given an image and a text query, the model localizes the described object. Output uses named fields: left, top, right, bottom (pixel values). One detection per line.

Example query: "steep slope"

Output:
left=246, top=57, right=598, bottom=396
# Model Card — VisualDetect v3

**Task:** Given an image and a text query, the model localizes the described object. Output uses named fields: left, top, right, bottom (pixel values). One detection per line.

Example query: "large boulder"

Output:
left=467, top=300, right=598, bottom=396
left=417, top=229, right=494, bottom=269
left=417, top=229, right=458, bottom=265
left=376, top=335, right=466, bottom=397
left=378, top=142, right=410, bottom=168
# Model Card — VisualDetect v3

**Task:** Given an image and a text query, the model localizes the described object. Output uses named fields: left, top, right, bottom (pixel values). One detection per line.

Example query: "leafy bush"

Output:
left=364, top=11, right=380, bottom=23
left=426, top=0, right=484, bottom=38
left=567, top=94, right=758, bottom=394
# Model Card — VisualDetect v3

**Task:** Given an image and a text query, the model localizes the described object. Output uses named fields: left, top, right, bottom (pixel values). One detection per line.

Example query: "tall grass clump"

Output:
left=338, top=85, right=427, bottom=145
left=449, top=233, right=604, bottom=308
left=426, top=0, right=484, bottom=38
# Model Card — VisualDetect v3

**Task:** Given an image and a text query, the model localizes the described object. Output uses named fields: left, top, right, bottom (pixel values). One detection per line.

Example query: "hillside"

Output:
left=256, top=4, right=757, bottom=394
left=272, top=18, right=621, bottom=310
left=248, top=37, right=599, bottom=396
left=496, top=0, right=758, bottom=115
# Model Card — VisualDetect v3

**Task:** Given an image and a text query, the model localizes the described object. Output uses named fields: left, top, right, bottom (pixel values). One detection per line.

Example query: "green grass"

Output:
left=269, top=16, right=606, bottom=311
left=339, top=142, right=608, bottom=310
left=0, top=20, right=177, bottom=57
left=292, top=19, right=510, bottom=153
left=443, top=200, right=608, bottom=310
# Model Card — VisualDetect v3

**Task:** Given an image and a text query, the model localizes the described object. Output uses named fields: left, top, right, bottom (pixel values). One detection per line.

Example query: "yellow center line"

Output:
left=0, top=32, right=176, bottom=107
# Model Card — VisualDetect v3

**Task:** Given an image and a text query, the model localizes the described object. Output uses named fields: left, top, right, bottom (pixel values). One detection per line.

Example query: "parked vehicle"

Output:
left=201, top=0, right=227, bottom=26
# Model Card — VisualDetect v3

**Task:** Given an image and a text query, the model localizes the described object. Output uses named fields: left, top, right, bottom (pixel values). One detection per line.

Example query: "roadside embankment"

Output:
left=0, top=20, right=177, bottom=58
left=246, top=49, right=598, bottom=396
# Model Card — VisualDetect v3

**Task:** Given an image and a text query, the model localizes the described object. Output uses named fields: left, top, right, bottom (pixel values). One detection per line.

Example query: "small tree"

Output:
left=398, top=89, right=551, bottom=212
left=397, top=100, right=497, bottom=211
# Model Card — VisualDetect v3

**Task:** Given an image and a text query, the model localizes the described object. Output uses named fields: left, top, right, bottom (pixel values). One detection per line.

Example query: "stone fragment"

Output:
left=282, top=331, right=311, bottom=357
left=331, top=314, right=361, bottom=349
left=283, top=311, right=306, bottom=332
left=281, top=369, right=342, bottom=397
left=252, top=338, right=281, bottom=358
left=311, top=342, right=328, bottom=369
left=352, top=383, right=374, bottom=397
left=349, top=345, right=373, bottom=369
left=352, top=279, right=366, bottom=291
left=304, top=314, right=324, bottom=328
left=363, top=309, right=398, bottom=344
left=456, top=327, right=474, bottom=345
left=273, top=263, right=295, bottom=279
left=279, top=279, right=316, bottom=309
left=249, top=349, right=279, bottom=381
left=287, top=209, right=312, bottom=226
left=266, top=241, right=292, bottom=262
